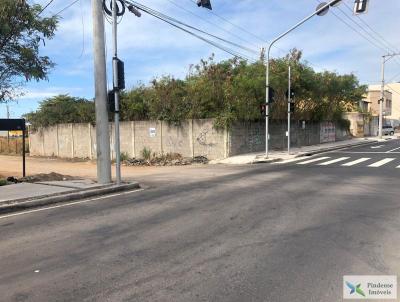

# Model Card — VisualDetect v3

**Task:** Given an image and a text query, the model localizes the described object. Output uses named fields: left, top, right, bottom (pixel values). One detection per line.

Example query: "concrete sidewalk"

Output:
left=0, top=179, right=140, bottom=213
left=210, top=137, right=383, bottom=165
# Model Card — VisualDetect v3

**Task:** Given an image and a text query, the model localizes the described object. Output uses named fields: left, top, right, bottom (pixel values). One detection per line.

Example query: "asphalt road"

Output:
left=1, top=139, right=400, bottom=302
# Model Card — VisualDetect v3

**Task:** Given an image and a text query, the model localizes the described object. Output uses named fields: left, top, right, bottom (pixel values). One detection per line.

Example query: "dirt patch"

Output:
left=6, top=172, right=79, bottom=184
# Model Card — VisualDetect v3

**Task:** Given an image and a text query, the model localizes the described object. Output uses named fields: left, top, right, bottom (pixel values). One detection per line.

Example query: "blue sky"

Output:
left=2, top=0, right=400, bottom=118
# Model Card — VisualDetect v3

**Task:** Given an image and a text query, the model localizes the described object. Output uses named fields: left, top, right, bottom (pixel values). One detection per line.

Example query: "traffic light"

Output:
left=289, top=102, right=295, bottom=113
left=197, top=0, right=212, bottom=10
left=108, top=90, right=115, bottom=113
left=268, top=87, right=276, bottom=103
left=353, top=0, right=369, bottom=14
left=260, top=104, right=266, bottom=116
left=113, top=57, right=125, bottom=90
left=285, top=89, right=295, bottom=100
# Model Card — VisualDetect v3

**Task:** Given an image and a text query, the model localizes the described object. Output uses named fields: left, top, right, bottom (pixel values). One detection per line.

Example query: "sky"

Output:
left=2, top=0, right=400, bottom=118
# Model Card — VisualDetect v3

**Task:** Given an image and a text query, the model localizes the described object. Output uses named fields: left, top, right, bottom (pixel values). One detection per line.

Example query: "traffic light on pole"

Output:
left=108, top=90, right=116, bottom=113
left=353, top=0, right=369, bottom=14
left=268, top=87, right=276, bottom=103
left=289, top=102, right=295, bottom=113
left=285, top=89, right=295, bottom=100
left=260, top=104, right=266, bottom=116
left=197, top=0, right=212, bottom=10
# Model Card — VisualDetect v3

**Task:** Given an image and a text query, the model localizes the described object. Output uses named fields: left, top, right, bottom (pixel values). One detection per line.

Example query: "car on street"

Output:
left=382, top=125, right=395, bottom=136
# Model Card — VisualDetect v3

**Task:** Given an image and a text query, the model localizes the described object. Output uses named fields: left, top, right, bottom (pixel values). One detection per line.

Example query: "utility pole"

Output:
left=287, top=65, right=291, bottom=155
left=379, top=52, right=400, bottom=139
left=112, top=0, right=122, bottom=185
left=91, top=0, right=112, bottom=184
left=379, top=56, right=385, bottom=139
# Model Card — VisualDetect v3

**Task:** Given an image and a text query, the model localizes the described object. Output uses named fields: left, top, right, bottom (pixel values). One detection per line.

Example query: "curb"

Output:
left=294, top=139, right=379, bottom=158
left=0, top=182, right=140, bottom=214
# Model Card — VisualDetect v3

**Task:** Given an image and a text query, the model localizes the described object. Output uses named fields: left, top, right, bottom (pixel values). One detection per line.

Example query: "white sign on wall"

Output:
left=149, top=127, right=156, bottom=137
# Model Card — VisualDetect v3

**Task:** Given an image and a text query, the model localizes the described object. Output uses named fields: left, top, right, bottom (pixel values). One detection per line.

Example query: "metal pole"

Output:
left=112, top=0, right=122, bottom=185
left=92, top=0, right=112, bottom=184
left=6, top=104, right=9, bottom=152
left=288, top=65, right=291, bottom=155
left=379, top=55, right=385, bottom=139
left=22, top=129, right=26, bottom=177
left=265, top=0, right=339, bottom=157
left=265, top=52, right=270, bottom=157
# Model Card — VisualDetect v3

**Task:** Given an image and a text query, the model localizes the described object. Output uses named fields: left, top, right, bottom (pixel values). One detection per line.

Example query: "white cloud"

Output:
left=19, top=0, right=400, bottom=115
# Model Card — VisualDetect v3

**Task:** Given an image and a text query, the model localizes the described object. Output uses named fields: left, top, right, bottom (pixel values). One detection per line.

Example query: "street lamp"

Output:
left=264, top=0, right=344, bottom=157
left=379, top=53, right=400, bottom=139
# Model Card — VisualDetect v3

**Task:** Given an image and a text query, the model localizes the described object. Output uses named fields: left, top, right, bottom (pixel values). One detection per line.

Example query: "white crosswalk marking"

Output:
left=297, top=157, right=331, bottom=165
left=317, top=157, right=350, bottom=166
left=342, top=158, right=371, bottom=167
left=368, top=158, right=396, bottom=167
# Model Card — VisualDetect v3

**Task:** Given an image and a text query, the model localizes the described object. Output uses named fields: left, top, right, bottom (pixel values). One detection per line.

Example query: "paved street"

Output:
left=1, top=139, right=400, bottom=302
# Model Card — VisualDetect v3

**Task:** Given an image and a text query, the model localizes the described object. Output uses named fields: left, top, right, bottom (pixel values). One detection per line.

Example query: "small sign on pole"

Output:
left=0, top=119, right=26, bottom=177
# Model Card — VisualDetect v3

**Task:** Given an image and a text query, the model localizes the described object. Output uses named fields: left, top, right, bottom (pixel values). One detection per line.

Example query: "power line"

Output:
left=166, top=0, right=261, bottom=50
left=126, top=1, right=259, bottom=56
left=185, top=0, right=267, bottom=44
left=54, top=0, right=79, bottom=16
left=123, top=1, right=258, bottom=62
left=326, top=7, right=391, bottom=53
left=386, top=84, right=400, bottom=97
left=38, top=0, right=56, bottom=15
left=341, top=1, right=400, bottom=68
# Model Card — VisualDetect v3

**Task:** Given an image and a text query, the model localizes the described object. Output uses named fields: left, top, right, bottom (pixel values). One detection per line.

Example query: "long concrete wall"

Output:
left=29, top=119, right=227, bottom=160
left=29, top=119, right=350, bottom=160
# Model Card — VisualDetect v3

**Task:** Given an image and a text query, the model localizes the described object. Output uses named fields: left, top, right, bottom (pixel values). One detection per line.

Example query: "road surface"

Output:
left=1, top=139, right=399, bottom=301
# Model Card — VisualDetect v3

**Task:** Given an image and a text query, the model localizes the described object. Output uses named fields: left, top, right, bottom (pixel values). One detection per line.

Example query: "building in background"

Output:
left=368, top=83, right=400, bottom=127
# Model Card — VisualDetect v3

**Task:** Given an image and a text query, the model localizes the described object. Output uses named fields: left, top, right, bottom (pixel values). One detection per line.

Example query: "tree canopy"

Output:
left=25, top=49, right=367, bottom=129
left=24, top=95, right=95, bottom=129
left=0, top=0, right=58, bottom=102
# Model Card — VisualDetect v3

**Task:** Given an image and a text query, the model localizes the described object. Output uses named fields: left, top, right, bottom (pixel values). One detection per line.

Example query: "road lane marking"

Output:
left=0, top=188, right=144, bottom=220
left=337, top=151, right=400, bottom=154
left=317, top=157, right=350, bottom=166
left=368, top=158, right=396, bottom=167
left=386, top=146, right=400, bottom=153
left=371, top=145, right=385, bottom=149
left=275, top=157, right=313, bottom=164
left=297, top=157, right=331, bottom=165
left=341, top=158, right=371, bottom=166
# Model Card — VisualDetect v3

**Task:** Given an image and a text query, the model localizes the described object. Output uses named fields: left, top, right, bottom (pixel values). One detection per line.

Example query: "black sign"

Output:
left=0, top=119, right=26, bottom=131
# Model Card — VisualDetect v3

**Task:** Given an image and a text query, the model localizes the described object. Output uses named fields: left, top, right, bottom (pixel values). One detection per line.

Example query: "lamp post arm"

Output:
left=264, top=0, right=338, bottom=156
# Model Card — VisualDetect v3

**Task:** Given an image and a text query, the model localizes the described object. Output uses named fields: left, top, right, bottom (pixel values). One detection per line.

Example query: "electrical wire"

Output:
left=166, top=0, right=260, bottom=49
left=185, top=0, right=267, bottom=44
left=386, top=84, right=400, bottom=97
left=38, top=0, right=55, bottom=15
left=125, top=0, right=259, bottom=56
left=327, top=7, right=391, bottom=53
left=341, top=1, right=400, bottom=68
left=78, top=0, right=85, bottom=58
left=54, top=0, right=79, bottom=16
left=123, top=0, right=258, bottom=62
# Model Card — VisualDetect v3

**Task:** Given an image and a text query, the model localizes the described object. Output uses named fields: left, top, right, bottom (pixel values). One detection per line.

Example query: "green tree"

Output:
left=0, top=0, right=58, bottom=102
left=24, top=95, right=95, bottom=129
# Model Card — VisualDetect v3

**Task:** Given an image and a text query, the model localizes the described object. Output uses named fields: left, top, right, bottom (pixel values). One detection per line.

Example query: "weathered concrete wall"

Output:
left=29, top=119, right=351, bottom=160
left=193, top=119, right=226, bottom=159
left=229, top=120, right=350, bottom=157
left=29, top=119, right=226, bottom=160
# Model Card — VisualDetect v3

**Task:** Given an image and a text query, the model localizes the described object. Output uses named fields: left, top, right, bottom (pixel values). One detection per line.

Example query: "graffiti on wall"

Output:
left=320, top=122, right=336, bottom=143
left=197, top=127, right=215, bottom=147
